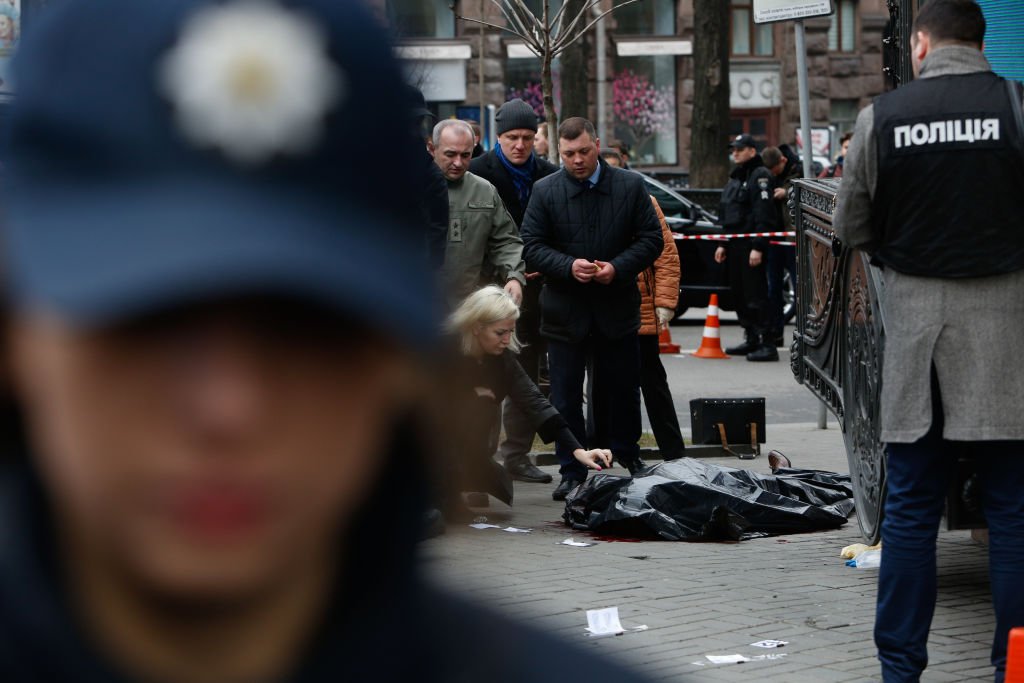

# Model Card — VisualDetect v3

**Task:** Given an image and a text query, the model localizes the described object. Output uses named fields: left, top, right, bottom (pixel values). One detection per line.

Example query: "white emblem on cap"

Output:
left=159, top=0, right=344, bottom=165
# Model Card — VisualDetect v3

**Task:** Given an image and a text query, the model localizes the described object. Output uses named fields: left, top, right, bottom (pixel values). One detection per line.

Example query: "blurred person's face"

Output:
left=560, top=131, right=600, bottom=181
left=473, top=317, right=516, bottom=356
left=429, top=127, right=474, bottom=181
left=0, top=17, right=12, bottom=41
left=731, top=145, right=756, bottom=165
left=603, top=154, right=622, bottom=168
left=840, top=139, right=850, bottom=158
left=497, top=129, right=536, bottom=165
left=535, top=127, right=549, bottom=156
left=9, top=300, right=418, bottom=602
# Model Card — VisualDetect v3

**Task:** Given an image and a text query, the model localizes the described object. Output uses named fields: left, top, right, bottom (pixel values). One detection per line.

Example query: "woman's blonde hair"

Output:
left=447, top=285, right=522, bottom=355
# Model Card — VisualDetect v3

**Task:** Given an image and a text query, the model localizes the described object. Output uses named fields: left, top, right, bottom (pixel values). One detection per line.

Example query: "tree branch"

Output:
left=496, top=0, right=537, bottom=45
left=453, top=12, right=533, bottom=44
left=552, top=0, right=646, bottom=54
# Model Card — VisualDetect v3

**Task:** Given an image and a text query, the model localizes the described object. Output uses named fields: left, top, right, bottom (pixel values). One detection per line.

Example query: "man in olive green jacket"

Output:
left=430, top=120, right=525, bottom=308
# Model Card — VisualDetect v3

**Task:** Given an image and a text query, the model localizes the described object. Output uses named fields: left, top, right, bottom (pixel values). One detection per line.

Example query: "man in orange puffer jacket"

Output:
left=636, top=196, right=687, bottom=460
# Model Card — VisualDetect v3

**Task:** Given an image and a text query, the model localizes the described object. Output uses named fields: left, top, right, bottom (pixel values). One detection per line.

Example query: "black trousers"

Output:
left=766, top=243, right=796, bottom=337
left=726, top=238, right=770, bottom=339
left=497, top=280, right=544, bottom=467
left=548, top=332, right=641, bottom=480
left=638, top=334, right=686, bottom=460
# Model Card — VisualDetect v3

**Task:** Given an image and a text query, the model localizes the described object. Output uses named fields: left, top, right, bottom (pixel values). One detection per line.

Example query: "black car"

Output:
left=638, top=172, right=795, bottom=323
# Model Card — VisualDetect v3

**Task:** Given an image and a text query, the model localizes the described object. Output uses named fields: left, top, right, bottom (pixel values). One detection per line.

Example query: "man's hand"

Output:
left=714, top=246, right=727, bottom=263
left=504, top=279, right=523, bottom=306
left=593, top=260, right=616, bottom=285
left=571, top=259, right=598, bottom=283
left=656, top=307, right=674, bottom=328
left=525, top=271, right=543, bottom=281
left=749, top=249, right=763, bottom=267
left=573, top=448, right=613, bottom=471
left=773, top=187, right=787, bottom=201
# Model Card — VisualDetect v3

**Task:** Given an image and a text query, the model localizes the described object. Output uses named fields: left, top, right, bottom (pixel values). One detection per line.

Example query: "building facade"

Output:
left=375, top=0, right=892, bottom=174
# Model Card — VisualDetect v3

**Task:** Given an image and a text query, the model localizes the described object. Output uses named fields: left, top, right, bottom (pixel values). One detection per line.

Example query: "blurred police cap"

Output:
left=2, top=0, right=438, bottom=341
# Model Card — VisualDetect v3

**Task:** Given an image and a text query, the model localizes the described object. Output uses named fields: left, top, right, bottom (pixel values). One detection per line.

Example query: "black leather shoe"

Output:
left=725, top=339, right=758, bottom=356
left=625, top=458, right=649, bottom=476
left=552, top=477, right=582, bottom=501
left=506, top=460, right=553, bottom=483
left=419, top=508, right=446, bottom=540
left=746, top=344, right=779, bottom=362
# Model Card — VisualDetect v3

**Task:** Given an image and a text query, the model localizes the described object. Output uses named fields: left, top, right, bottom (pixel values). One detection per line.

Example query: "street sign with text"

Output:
left=753, top=0, right=834, bottom=24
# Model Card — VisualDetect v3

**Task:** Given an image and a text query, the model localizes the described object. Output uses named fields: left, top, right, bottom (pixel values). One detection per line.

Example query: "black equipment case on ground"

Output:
left=689, top=398, right=766, bottom=459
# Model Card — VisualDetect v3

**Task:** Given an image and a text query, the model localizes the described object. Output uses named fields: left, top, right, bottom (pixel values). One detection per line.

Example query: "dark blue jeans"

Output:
left=877, top=403, right=1024, bottom=682
left=547, top=333, right=641, bottom=481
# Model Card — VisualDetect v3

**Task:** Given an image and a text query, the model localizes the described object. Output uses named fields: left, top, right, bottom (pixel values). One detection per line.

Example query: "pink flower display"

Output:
left=612, top=69, right=675, bottom=161
left=506, top=81, right=545, bottom=118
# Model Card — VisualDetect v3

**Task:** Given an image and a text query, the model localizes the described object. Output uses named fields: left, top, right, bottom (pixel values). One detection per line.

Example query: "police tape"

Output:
left=672, top=231, right=796, bottom=241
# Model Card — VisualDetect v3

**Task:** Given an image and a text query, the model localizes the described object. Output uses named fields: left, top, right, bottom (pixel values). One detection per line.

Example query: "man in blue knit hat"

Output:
left=470, top=98, right=558, bottom=484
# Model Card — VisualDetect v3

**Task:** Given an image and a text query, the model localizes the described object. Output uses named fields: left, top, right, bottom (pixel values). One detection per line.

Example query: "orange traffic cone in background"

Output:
left=658, top=322, right=680, bottom=354
left=692, top=294, right=729, bottom=359
left=1007, top=627, right=1024, bottom=683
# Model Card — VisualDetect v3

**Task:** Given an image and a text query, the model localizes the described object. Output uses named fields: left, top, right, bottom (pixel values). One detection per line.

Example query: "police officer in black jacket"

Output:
left=0, top=3, right=663, bottom=683
left=715, top=134, right=779, bottom=362
left=835, top=2, right=1024, bottom=680
left=469, top=99, right=558, bottom=485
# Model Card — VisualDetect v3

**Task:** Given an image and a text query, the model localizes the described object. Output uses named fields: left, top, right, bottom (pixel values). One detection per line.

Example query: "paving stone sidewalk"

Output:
left=418, top=423, right=996, bottom=682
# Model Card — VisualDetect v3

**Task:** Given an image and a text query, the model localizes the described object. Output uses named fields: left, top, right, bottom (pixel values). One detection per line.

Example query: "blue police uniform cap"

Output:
left=2, top=0, right=438, bottom=342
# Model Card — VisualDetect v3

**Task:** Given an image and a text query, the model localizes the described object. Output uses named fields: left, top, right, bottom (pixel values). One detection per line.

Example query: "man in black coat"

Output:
left=521, top=117, right=663, bottom=500
left=469, top=99, right=558, bottom=484
left=715, top=134, right=779, bottom=362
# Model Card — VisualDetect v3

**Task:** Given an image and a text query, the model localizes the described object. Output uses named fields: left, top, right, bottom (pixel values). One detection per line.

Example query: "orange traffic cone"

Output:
left=658, top=323, right=680, bottom=354
left=1008, top=627, right=1024, bottom=683
left=692, top=294, right=730, bottom=359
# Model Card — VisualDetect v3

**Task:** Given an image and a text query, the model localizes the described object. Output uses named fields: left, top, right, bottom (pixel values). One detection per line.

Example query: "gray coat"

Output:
left=834, top=46, right=1024, bottom=443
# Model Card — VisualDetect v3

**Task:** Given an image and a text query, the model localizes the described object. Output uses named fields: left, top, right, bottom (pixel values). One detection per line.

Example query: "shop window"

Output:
left=613, top=0, right=675, bottom=35
left=830, top=99, right=859, bottom=137
left=386, top=0, right=454, bottom=39
left=522, top=0, right=563, bottom=20
left=828, top=0, right=857, bottom=52
left=612, top=55, right=677, bottom=166
left=505, top=55, right=561, bottom=121
left=730, top=0, right=773, bottom=57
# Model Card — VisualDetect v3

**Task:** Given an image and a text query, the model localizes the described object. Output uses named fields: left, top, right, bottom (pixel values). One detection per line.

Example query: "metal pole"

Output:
left=479, top=0, right=486, bottom=128
left=594, top=4, right=608, bottom=142
left=794, top=19, right=827, bottom=429
left=794, top=20, right=813, bottom=179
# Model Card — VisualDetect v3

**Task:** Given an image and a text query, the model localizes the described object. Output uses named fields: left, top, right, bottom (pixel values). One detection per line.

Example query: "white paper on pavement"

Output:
left=584, top=606, right=648, bottom=638
left=751, top=653, right=788, bottom=662
left=751, top=639, right=788, bottom=648
left=705, top=654, right=751, bottom=664
left=502, top=527, right=532, bottom=533
left=559, top=538, right=595, bottom=547
left=468, top=523, right=500, bottom=530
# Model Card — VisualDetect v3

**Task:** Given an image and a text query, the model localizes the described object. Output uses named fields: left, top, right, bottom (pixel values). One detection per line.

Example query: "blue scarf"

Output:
left=495, top=144, right=536, bottom=209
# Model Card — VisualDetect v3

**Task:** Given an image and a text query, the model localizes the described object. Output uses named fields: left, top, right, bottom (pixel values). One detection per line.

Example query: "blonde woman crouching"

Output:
left=448, top=286, right=612, bottom=476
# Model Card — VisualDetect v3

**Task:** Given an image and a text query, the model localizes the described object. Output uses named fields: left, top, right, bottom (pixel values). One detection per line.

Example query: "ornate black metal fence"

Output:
left=790, top=178, right=887, bottom=544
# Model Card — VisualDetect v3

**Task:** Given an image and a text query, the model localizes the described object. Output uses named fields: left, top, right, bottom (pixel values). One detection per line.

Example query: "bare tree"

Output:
left=689, top=0, right=730, bottom=187
left=452, top=0, right=643, bottom=162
